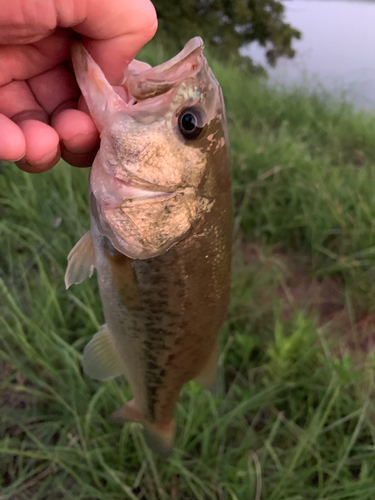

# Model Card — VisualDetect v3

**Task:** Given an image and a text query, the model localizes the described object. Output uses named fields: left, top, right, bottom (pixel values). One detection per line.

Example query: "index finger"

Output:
left=62, top=0, right=157, bottom=84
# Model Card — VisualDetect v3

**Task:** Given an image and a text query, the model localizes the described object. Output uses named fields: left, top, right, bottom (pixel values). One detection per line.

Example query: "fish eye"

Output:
left=178, top=107, right=204, bottom=140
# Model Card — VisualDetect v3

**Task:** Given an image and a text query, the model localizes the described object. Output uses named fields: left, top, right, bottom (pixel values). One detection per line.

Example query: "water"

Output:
left=242, top=0, right=375, bottom=109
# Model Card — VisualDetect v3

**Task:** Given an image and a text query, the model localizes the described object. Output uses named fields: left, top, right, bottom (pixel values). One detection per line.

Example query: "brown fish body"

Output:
left=93, top=182, right=231, bottom=429
left=65, top=38, right=232, bottom=456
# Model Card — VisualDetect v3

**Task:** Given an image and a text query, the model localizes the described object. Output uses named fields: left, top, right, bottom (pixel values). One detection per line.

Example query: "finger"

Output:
left=0, top=80, right=49, bottom=122
left=15, top=120, right=60, bottom=173
left=58, top=0, right=157, bottom=84
left=0, top=0, right=57, bottom=44
left=0, top=81, right=60, bottom=172
left=27, top=64, right=80, bottom=115
left=29, top=65, right=98, bottom=167
left=0, top=115, right=26, bottom=161
left=0, top=29, right=70, bottom=87
left=52, top=108, right=99, bottom=167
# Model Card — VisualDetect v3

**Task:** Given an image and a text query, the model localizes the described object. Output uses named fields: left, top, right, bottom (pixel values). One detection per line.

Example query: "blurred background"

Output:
left=1, top=1, right=375, bottom=499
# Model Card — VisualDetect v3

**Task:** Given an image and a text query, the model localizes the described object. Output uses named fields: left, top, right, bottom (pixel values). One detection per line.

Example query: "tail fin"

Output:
left=143, top=420, right=175, bottom=460
left=110, top=399, right=175, bottom=459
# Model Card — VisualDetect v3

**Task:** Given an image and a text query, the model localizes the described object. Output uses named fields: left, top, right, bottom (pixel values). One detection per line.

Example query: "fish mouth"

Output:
left=94, top=37, right=204, bottom=108
left=123, top=37, right=204, bottom=102
left=76, top=37, right=210, bottom=259
left=111, top=174, right=172, bottom=203
left=88, top=37, right=206, bottom=208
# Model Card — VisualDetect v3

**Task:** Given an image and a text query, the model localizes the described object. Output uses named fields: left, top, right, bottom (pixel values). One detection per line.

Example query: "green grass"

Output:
left=2, top=46, right=375, bottom=499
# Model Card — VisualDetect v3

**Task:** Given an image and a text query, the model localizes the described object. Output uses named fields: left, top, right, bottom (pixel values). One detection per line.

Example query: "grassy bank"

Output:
left=1, top=46, right=375, bottom=499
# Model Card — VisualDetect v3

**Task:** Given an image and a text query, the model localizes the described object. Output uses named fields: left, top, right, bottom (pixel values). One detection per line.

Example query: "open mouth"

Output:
left=84, top=36, right=204, bottom=113
left=123, top=37, right=203, bottom=102
left=72, top=37, right=206, bottom=213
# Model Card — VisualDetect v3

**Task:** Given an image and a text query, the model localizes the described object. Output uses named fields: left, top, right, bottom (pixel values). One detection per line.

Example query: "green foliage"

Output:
left=264, top=314, right=317, bottom=383
left=152, top=0, right=301, bottom=65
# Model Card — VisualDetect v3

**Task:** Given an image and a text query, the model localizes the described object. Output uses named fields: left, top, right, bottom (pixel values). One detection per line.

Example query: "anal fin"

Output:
left=82, top=325, right=124, bottom=381
left=65, top=230, right=96, bottom=289
left=194, top=344, right=218, bottom=393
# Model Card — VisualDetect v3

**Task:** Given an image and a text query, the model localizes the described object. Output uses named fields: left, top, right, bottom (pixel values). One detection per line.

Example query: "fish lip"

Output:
left=110, top=171, right=176, bottom=202
left=112, top=171, right=173, bottom=195
left=90, top=165, right=175, bottom=211
left=90, top=145, right=177, bottom=209
left=125, top=37, right=204, bottom=102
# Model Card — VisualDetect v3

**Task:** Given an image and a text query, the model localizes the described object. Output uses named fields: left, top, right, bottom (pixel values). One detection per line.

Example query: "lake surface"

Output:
left=242, top=0, right=375, bottom=110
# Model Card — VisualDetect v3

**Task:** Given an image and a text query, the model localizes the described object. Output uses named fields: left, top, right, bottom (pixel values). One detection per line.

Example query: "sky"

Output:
left=242, top=0, right=375, bottom=109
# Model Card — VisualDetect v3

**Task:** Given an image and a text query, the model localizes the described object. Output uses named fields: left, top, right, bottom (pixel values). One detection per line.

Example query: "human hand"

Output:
left=0, top=0, right=157, bottom=173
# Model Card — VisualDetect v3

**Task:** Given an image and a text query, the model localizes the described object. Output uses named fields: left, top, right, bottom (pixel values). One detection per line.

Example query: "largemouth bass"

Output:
left=65, top=37, right=232, bottom=458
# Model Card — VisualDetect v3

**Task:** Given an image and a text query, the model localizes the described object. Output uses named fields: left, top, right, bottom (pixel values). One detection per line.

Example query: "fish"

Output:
left=65, top=37, right=232, bottom=458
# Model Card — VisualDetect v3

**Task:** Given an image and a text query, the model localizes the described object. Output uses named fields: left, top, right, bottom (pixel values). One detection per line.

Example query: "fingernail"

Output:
left=12, top=152, right=26, bottom=162
left=18, top=147, right=60, bottom=173
left=2, top=151, right=26, bottom=162
left=27, top=147, right=59, bottom=168
left=63, top=132, right=99, bottom=154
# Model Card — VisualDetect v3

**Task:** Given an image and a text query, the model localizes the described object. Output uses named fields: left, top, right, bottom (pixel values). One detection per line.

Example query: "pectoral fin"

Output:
left=111, top=399, right=175, bottom=459
left=65, top=231, right=96, bottom=289
left=194, top=345, right=218, bottom=393
left=82, top=325, right=124, bottom=381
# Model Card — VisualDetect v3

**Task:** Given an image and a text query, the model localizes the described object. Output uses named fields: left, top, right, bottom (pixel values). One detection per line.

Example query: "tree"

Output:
left=152, top=0, right=301, bottom=66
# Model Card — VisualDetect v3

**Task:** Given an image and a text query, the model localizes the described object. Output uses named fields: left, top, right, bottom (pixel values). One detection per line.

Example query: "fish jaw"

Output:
left=71, top=36, right=215, bottom=193
left=71, top=37, right=205, bottom=132
left=125, top=37, right=204, bottom=100
left=71, top=42, right=129, bottom=131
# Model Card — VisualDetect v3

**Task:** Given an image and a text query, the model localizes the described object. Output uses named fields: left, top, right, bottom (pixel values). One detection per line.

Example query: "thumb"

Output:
left=69, top=0, right=157, bottom=84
